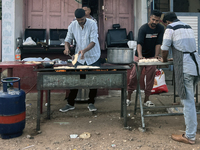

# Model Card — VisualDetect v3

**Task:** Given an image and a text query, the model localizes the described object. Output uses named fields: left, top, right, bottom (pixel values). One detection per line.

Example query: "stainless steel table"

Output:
left=35, top=65, right=131, bottom=131
left=134, top=61, right=173, bottom=131
left=134, top=61, right=199, bottom=131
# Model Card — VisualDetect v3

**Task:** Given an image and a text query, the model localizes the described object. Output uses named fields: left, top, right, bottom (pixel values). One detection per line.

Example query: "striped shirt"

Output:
left=65, top=18, right=101, bottom=65
left=72, top=16, right=99, bottom=37
left=161, top=19, right=200, bottom=76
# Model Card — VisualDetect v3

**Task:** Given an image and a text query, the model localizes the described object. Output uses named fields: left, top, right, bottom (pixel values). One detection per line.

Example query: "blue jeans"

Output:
left=181, top=73, right=199, bottom=140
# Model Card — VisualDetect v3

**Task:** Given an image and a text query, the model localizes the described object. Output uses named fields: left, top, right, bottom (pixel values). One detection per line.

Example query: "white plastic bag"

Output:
left=127, top=40, right=137, bottom=58
left=127, top=40, right=137, bottom=50
left=23, top=37, right=37, bottom=45
left=22, top=57, right=43, bottom=61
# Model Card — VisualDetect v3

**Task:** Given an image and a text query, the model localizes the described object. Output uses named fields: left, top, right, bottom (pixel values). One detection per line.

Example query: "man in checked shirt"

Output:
left=161, top=12, right=200, bottom=145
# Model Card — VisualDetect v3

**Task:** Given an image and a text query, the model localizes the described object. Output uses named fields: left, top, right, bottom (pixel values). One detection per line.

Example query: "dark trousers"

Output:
left=67, top=59, right=100, bottom=106
left=68, top=89, right=97, bottom=106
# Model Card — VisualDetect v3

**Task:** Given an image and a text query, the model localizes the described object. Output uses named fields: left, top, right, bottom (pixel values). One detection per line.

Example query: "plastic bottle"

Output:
left=15, top=47, right=21, bottom=61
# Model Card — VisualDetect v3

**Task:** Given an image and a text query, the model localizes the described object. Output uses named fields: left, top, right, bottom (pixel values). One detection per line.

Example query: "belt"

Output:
left=183, top=51, right=199, bottom=76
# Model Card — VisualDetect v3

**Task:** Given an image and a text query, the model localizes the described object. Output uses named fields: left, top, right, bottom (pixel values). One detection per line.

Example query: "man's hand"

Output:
left=168, top=58, right=173, bottom=61
left=154, top=55, right=161, bottom=59
left=63, top=49, right=70, bottom=55
left=158, top=57, right=164, bottom=62
left=161, top=50, right=169, bottom=62
left=78, top=50, right=86, bottom=59
left=64, top=42, right=71, bottom=56
left=138, top=56, right=144, bottom=59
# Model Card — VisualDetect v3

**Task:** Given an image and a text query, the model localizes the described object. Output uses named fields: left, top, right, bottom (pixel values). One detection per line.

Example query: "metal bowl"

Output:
left=42, top=61, right=55, bottom=68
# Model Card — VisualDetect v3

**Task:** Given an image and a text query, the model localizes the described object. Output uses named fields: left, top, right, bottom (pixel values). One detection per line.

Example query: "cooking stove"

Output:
left=35, top=63, right=131, bottom=131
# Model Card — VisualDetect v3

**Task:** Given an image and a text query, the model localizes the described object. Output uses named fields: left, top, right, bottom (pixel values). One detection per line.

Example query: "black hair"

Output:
left=151, top=9, right=162, bottom=17
left=75, top=8, right=85, bottom=18
left=163, top=12, right=177, bottom=23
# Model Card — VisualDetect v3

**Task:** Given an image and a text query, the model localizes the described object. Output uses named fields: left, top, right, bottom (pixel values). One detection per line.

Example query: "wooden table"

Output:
left=0, top=61, right=39, bottom=93
left=0, top=61, right=36, bottom=77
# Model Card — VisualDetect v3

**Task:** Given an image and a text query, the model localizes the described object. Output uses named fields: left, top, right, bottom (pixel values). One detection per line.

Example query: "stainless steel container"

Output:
left=75, top=89, right=89, bottom=101
left=107, top=47, right=133, bottom=64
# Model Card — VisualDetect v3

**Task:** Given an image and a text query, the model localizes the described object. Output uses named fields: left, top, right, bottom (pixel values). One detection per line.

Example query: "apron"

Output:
left=172, top=48, right=186, bottom=99
left=183, top=51, right=199, bottom=76
left=173, top=48, right=199, bottom=99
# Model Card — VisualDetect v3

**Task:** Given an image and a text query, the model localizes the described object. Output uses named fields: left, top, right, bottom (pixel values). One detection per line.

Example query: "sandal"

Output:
left=144, top=101, right=155, bottom=107
left=126, top=99, right=131, bottom=106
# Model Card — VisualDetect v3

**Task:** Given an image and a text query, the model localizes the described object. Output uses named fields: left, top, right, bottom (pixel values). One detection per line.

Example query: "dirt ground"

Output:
left=1, top=71, right=200, bottom=150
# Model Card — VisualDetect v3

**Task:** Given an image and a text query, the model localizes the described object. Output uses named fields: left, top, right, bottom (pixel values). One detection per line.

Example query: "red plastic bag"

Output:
left=151, top=69, right=168, bottom=94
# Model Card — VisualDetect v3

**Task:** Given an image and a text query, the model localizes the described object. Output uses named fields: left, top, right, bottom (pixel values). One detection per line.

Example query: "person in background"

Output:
left=161, top=12, right=200, bottom=145
left=72, top=5, right=97, bottom=24
left=82, top=5, right=97, bottom=23
left=59, top=8, right=101, bottom=112
left=126, top=9, right=164, bottom=107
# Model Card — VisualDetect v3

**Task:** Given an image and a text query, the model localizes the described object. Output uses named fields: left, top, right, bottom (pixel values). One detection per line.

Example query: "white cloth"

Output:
left=22, top=57, right=51, bottom=61
left=127, top=41, right=137, bottom=50
left=22, top=57, right=43, bottom=61
left=65, top=18, right=101, bottom=65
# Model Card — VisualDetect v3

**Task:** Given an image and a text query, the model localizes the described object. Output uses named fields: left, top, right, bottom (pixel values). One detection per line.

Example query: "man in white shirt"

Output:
left=59, top=8, right=101, bottom=112
left=72, top=5, right=97, bottom=24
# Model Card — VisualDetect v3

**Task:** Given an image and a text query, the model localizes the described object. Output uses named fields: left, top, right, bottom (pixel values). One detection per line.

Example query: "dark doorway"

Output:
left=82, top=0, right=98, bottom=21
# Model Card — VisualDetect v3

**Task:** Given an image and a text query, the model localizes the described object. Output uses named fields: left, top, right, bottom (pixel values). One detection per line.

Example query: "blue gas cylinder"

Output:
left=0, top=77, right=26, bottom=139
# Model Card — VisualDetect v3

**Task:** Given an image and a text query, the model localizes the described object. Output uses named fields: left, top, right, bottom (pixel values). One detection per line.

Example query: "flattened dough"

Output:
left=76, top=65, right=100, bottom=69
left=72, top=53, right=78, bottom=65
left=139, top=58, right=159, bottom=63
left=54, top=66, right=75, bottom=69
left=24, top=61, right=41, bottom=64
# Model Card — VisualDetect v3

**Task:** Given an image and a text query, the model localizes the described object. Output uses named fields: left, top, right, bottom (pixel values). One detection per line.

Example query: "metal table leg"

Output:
left=121, top=71, right=127, bottom=127
left=134, top=63, right=146, bottom=131
left=137, top=66, right=146, bottom=131
left=122, top=88, right=127, bottom=127
left=134, top=77, right=139, bottom=115
left=47, top=90, right=51, bottom=119
left=40, top=90, right=43, bottom=114
left=134, top=63, right=139, bottom=115
left=121, top=88, right=124, bottom=118
left=37, top=90, right=41, bottom=131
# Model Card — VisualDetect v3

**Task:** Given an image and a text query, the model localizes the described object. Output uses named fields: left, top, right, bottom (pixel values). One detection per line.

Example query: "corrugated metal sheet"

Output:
left=177, top=16, right=198, bottom=51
